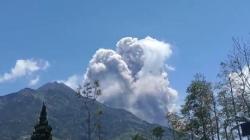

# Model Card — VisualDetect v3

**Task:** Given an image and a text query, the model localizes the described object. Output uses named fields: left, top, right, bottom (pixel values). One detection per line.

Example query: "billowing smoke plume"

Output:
left=84, top=37, right=178, bottom=125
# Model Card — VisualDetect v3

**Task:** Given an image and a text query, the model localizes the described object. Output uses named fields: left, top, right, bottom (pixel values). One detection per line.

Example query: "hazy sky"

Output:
left=1, top=0, right=250, bottom=107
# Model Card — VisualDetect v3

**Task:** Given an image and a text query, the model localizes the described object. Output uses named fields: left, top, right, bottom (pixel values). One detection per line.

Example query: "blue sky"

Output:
left=0, top=0, right=250, bottom=106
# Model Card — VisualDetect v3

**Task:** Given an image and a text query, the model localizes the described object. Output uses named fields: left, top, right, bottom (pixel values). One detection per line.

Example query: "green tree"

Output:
left=31, top=103, right=52, bottom=140
left=152, top=126, right=164, bottom=140
left=181, top=74, right=214, bottom=140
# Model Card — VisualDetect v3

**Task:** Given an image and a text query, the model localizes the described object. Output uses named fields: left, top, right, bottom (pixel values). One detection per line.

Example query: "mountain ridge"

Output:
left=0, top=82, right=186, bottom=140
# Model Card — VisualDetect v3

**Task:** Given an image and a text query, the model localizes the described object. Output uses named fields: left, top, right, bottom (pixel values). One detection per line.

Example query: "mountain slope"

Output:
left=0, top=82, right=185, bottom=140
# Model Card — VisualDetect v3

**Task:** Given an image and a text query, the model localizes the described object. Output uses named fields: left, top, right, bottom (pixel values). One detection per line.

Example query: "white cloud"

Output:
left=58, top=75, right=82, bottom=91
left=229, top=65, right=250, bottom=94
left=29, top=76, right=40, bottom=86
left=84, top=36, right=178, bottom=126
left=165, top=64, right=175, bottom=71
left=0, top=59, right=49, bottom=83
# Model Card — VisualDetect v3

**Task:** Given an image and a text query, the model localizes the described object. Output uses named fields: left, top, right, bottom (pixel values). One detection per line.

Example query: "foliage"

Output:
left=166, top=112, right=186, bottom=140
left=131, top=133, right=147, bottom=140
left=166, top=112, right=185, bottom=132
left=152, top=126, right=165, bottom=140
left=216, top=38, right=250, bottom=140
left=181, top=74, right=214, bottom=140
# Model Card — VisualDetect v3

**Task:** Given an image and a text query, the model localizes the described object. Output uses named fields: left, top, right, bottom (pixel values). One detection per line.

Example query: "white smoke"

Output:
left=84, top=36, right=178, bottom=125
left=230, top=65, right=250, bottom=94
left=58, top=74, right=82, bottom=91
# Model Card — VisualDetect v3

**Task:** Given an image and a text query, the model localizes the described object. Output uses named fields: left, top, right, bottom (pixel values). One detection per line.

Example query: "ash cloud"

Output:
left=84, top=37, right=178, bottom=125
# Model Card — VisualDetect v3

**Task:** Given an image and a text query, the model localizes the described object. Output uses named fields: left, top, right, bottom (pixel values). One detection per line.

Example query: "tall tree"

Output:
left=225, top=38, right=250, bottom=116
left=77, top=80, right=102, bottom=140
left=95, top=109, right=103, bottom=140
left=219, top=58, right=244, bottom=140
left=181, top=74, right=214, bottom=140
left=31, top=103, right=52, bottom=140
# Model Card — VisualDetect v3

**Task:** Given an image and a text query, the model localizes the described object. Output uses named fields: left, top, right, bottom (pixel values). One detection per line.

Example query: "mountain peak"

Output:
left=37, top=82, right=75, bottom=93
left=18, top=87, right=35, bottom=93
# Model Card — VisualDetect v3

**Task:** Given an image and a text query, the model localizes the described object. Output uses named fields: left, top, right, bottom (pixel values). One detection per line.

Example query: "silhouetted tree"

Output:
left=152, top=126, right=164, bottom=140
left=77, top=80, right=102, bottom=140
left=131, top=133, right=147, bottom=140
left=31, top=103, right=52, bottom=140
left=95, top=109, right=103, bottom=140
